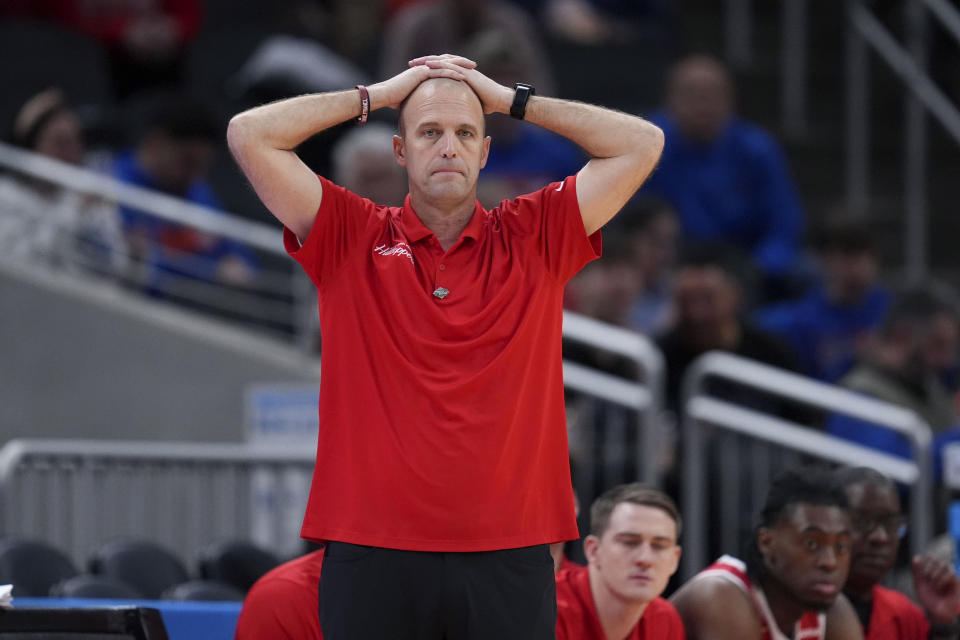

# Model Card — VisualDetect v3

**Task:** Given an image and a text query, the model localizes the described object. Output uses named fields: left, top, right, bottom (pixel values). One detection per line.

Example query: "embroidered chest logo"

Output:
left=374, top=242, right=414, bottom=264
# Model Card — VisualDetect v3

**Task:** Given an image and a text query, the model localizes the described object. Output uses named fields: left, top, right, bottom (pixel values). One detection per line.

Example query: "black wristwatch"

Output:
left=510, top=83, right=535, bottom=120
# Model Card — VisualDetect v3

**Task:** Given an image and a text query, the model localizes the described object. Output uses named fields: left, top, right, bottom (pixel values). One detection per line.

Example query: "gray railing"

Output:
left=562, top=312, right=665, bottom=490
left=847, top=0, right=960, bottom=281
left=680, top=351, right=933, bottom=578
left=0, top=439, right=316, bottom=562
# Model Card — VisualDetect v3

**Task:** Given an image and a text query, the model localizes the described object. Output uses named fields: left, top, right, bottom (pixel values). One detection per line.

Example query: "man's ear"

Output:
left=757, top=528, right=774, bottom=566
left=584, top=535, right=600, bottom=566
left=479, top=135, right=491, bottom=170
left=393, top=135, right=406, bottom=167
left=668, top=545, right=682, bottom=577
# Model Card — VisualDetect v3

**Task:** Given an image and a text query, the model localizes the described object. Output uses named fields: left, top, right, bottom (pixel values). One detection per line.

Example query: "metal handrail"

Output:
left=562, top=311, right=665, bottom=486
left=0, top=142, right=283, bottom=255
left=849, top=4, right=960, bottom=143
left=680, top=351, right=933, bottom=578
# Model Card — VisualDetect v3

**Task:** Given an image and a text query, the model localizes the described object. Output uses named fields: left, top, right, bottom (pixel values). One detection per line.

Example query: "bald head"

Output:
left=398, top=78, right=485, bottom=138
left=666, top=55, right=734, bottom=142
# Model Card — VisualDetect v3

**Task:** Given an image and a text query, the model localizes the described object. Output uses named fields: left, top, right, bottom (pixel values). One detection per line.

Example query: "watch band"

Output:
left=510, top=83, right=535, bottom=120
left=355, top=84, right=370, bottom=125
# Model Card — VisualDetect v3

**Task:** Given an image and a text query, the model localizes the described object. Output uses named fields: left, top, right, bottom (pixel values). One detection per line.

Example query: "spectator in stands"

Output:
left=0, top=0, right=202, bottom=100
left=671, top=467, right=863, bottom=639
left=834, top=466, right=960, bottom=639
left=555, top=483, right=684, bottom=639
left=235, top=547, right=325, bottom=640
left=828, top=285, right=960, bottom=459
left=331, top=123, right=407, bottom=207
left=640, top=55, right=804, bottom=300
left=657, top=244, right=800, bottom=411
left=467, top=31, right=584, bottom=208
left=0, top=88, right=126, bottom=275
left=379, top=0, right=556, bottom=96
left=113, top=95, right=256, bottom=297
left=756, top=218, right=891, bottom=381
left=567, top=235, right=642, bottom=330
left=620, top=197, right=679, bottom=337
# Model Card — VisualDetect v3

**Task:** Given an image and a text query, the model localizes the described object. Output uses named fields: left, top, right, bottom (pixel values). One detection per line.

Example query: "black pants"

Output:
left=318, top=542, right=557, bottom=640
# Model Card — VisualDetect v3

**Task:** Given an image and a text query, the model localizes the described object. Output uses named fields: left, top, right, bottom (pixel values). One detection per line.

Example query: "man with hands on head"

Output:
left=835, top=466, right=960, bottom=640
left=226, top=54, right=663, bottom=640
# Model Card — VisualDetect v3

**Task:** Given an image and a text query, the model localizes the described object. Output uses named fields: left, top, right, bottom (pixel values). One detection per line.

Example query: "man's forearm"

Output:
left=227, top=90, right=364, bottom=152
left=522, top=96, right=663, bottom=162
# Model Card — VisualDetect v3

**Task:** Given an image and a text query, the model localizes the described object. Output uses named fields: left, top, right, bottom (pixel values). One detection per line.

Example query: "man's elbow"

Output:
left=644, top=122, right=665, bottom=158
left=226, top=114, right=256, bottom=158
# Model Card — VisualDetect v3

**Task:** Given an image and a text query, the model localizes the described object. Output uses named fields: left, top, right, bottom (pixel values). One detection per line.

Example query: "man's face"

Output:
left=35, top=111, right=83, bottom=166
left=921, top=312, right=960, bottom=375
left=394, top=79, right=490, bottom=208
left=844, top=482, right=902, bottom=594
left=758, top=504, right=852, bottom=611
left=666, top=58, right=733, bottom=143
left=147, top=134, right=215, bottom=195
left=819, top=249, right=877, bottom=305
left=673, top=265, right=740, bottom=346
left=586, top=503, right=681, bottom=604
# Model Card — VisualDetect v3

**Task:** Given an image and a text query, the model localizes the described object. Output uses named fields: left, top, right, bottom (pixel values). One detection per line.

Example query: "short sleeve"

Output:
left=283, top=176, right=380, bottom=289
left=529, top=174, right=602, bottom=282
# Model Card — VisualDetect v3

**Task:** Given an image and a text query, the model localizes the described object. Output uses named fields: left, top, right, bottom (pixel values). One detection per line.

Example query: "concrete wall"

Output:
left=0, top=264, right=319, bottom=443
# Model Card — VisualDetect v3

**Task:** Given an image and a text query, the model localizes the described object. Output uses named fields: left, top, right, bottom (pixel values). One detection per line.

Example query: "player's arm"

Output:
left=227, top=63, right=466, bottom=240
left=669, top=578, right=764, bottom=640
left=413, top=54, right=664, bottom=236
left=824, top=594, right=865, bottom=640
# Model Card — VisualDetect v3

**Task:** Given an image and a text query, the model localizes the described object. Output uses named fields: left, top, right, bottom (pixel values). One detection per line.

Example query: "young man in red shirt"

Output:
left=227, top=53, right=664, bottom=639
left=835, top=466, right=960, bottom=640
left=671, top=467, right=864, bottom=640
left=556, top=483, right=685, bottom=639
left=234, top=548, right=325, bottom=640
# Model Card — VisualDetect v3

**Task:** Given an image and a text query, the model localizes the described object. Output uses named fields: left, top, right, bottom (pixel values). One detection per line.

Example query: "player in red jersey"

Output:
left=234, top=548, right=325, bottom=640
left=671, top=467, right=863, bottom=639
left=835, top=466, right=960, bottom=640
left=556, top=483, right=685, bottom=640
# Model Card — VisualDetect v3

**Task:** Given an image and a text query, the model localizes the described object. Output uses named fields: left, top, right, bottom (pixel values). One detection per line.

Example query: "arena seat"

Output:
left=0, top=539, right=79, bottom=597
left=50, top=574, right=143, bottom=599
left=161, top=579, right=243, bottom=601
left=89, top=540, right=188, bottom=600
left=197, top=539, right=280, bottom=593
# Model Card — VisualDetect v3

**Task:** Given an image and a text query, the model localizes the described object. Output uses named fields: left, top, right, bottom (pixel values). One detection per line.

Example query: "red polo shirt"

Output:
left=555, top=565, right=685, bottom=640
left=235, top=549, right=325, bottom=640
left=865, top=585, right=929, bottom=640
left=285, top=174, right=600, bottom=551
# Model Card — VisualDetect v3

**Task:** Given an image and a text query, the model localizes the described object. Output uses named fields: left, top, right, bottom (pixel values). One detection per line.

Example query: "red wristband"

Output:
left=355, top=84, right=369, bottom=125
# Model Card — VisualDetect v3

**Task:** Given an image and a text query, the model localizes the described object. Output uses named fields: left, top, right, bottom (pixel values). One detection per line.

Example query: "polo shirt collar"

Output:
left=399, top=194, right=487, bottom=244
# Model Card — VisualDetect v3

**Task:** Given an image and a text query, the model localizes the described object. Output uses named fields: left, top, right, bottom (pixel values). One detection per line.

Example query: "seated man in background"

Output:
left=555, top=483, right=685, bottom=640
left=834, top=466, right=960, bottom=640
left=756, top=217, right=890, bottom=381
left=671, top=467, right=863, bottom=639
left=113, top=94, right=257, bottom=297
left=330, top=122, right=408, bottom=208
left=234, top=546, right=325, bottom=640
left=828, top=285, right=960, bottom=459
left=657, top=244, right=800, bottom=412
left=0, top=87, right=127, bottom=276
left=639, top=55, right=804, bottom=301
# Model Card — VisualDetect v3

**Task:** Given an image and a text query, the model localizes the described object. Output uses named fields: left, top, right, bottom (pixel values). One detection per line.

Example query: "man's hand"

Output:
left=913, top=555, right=960, bottom=625
left=370, top=62, right=467, bottom=111
left=409, top=54, right=513, bottom=115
